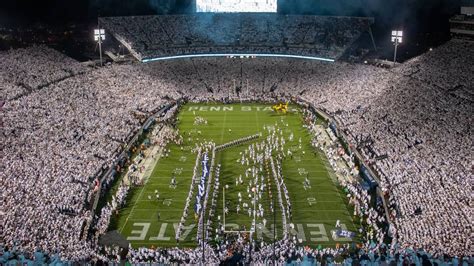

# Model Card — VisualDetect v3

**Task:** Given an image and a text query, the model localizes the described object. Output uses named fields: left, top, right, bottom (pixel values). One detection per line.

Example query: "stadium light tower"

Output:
left=94, top=28, right=105, bottom=66
left=391, top=30, right=403, bottom=65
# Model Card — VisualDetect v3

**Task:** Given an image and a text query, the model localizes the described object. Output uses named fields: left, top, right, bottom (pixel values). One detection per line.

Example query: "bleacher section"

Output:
left=3, top=40, right=472, bottom=263
left=99, top=14, right=373, bottom=61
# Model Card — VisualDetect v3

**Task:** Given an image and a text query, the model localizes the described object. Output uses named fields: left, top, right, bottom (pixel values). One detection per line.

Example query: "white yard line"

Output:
left=255, top=106, right=260, bottom=129
left=219, top=111, right=228, bottom=143
left=319, top=151, right=357, bottom=229
left=128, top=209, right=186, bottom=212
left=119, top=146, right=164, bottom=233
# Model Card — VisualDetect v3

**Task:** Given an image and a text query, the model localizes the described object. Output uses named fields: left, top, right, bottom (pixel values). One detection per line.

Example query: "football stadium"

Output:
left=1, top=0, right=473, bottom=264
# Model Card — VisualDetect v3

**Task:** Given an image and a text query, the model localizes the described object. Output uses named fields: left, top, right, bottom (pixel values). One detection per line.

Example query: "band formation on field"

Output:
left=108, top=102, right=360, bottom=249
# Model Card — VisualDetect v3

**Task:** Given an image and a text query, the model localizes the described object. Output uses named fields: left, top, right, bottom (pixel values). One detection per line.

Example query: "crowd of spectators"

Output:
left=99, top=14, right=373, bottom=60
left=1, top=39, right=472, bottom=262
left=1, top=48, right=177, bottom=260
left=394, top=39, right=474, bottom=96
left=0, top=45, right=87, bottom=101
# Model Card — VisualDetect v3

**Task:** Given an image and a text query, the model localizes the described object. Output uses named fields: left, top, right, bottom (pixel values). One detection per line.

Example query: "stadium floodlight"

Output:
left=391, top=30, right=403, bottom=65
left=94, top=29, right=105, bottom=41
left=94, top=28, right=105, bottom=66
left=391, top=30, right=403, bottom=43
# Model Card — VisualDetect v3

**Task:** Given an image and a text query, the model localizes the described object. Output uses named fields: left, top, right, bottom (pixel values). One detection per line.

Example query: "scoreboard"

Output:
left=196, top=0, right=277, bottom=13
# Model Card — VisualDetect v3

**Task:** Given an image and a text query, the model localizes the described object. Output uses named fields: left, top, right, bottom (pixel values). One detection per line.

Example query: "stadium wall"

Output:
left=85, top=101, right=178, bottom=239
left=298, top=98, right=392, bottom=226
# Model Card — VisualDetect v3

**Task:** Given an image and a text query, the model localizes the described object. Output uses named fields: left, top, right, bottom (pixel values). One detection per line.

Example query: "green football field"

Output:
left=110, top=103, right=359, bottom=248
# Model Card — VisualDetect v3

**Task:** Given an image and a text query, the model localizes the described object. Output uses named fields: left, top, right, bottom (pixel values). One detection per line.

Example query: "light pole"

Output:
left=94, top=28, right=105, bottom=66
left=94, top=20, right=105, bottom=66
left=391, top=30, right=403, bottom=66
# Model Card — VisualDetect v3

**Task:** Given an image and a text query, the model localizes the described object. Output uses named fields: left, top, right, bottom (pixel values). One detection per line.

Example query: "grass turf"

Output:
left=109, top=103, right=360, bottom=248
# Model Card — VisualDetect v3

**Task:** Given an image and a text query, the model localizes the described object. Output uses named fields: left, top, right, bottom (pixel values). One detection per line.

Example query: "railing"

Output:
left=298, top=98, right=392, bottom=225
left=82, top=101, right=178, bottom=240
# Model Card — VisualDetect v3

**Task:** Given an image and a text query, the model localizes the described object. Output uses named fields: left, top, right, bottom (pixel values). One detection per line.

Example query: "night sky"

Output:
left=0, top=0, right=461, bottom=27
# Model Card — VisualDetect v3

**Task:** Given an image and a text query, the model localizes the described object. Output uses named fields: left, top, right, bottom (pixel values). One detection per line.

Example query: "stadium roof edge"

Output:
left=141, top=54, right=336, bottom=63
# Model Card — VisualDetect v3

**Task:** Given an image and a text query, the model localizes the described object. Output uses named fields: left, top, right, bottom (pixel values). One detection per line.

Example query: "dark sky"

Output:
left=0, top=0, right=462, bottom=50
left=0, top=0, right=461, bottom=26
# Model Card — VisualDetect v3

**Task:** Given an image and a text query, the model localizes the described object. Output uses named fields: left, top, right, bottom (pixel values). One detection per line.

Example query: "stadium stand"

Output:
left=99, top=14, right=374, bottom=61
left=0, top=46, right=87, bottom=101
left=394, top=39, right=474, bottom=100
left=1, top=39, right=472, bottom=263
